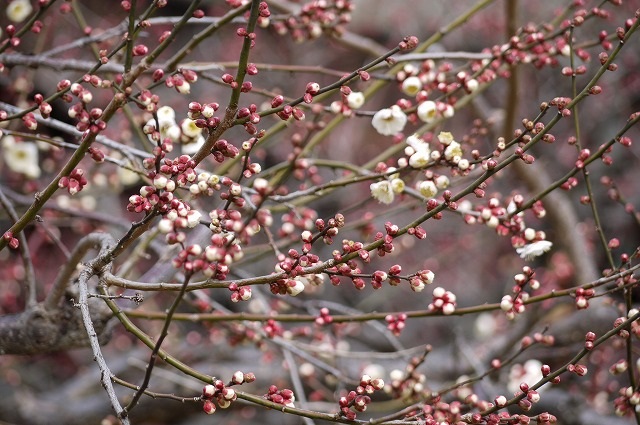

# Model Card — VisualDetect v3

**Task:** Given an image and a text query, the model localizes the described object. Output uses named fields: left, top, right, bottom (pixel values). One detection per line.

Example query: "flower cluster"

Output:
left=268, top=0, right=352, bottom=41
left=228, top=282, right=252, bottom=303
left=428, top=286, right=457, bottom=315
left=2, top=231, right=19, bottom=250
left=385, top=314, right=406, bottom=336
left=574, top=287, right=595, bottom=310
left=409, top=269, right=435, bottom=292
left=370, top=165, right=405, bottom=205
left=264, top=385, right=295, bottom=408
left=614, top=385, right=640, bottom=417
left=461, top=195, right=553, bottom=261
left=499, top=266, right=541, bottom=320
left=201, top=372, right=255, bottom=415
left=387, top=364, right=428, bottom=402
left=338, top=374, right=385, bottom=420
left=330, top=87, right=365, bottom=116
left=58, top=168, right=88, bottom=195
left=144, top=105, right=208, bottom=154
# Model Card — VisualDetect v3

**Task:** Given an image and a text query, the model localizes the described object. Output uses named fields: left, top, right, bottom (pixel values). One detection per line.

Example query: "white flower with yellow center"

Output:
left=180, top=118, right=202, bottom=139
left=370, top=180, right=395, bottom=204
left=372, top=105, right=407, bottom=136
left=406, top=134, right=431, bottom=168
left=444, top=141, right=463, bottom=161
left=7, top=0, right=32, bottom=23
left=409, top=150, right=430, bottom=169
left=390, top=178, right=405, bottom=194
left=2, top=136, right=40, bottom=179
left=417, top=180, right=437, bottom=198
left=417, top=100, right=437, bottom=123
left=401, top=76, right=422, bottom=96
left=438, top=131, right=455, bottom=146
left=181, top=135, right=205, bottom=155
left=156, top=106, right=176, bottom=126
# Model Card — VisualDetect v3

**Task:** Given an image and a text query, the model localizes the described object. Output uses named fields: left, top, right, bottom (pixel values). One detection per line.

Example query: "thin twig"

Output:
left=122, top=271, right=193, bottom=416
left=0, top=186, right=37, bottom=307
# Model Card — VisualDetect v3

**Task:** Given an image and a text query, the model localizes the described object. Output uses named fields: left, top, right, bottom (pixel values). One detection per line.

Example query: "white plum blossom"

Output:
left=157, top=106, right=176, bottom=125
left=372, top=105, right=407, bottom=136
left=2, top=136, right=41, bottom=179
left=516, top=240, right=553, bottom=261
left=405, top=134, right=425, bottom=151
left=406, top=134, right=431, bottom=168
left=146, top=107, right=181, bottom=144
left=409, top=150, right=430, bottom=168
left=401, top=76, right=423, bottom=96
left=444, top=141, right=463, bottom=161
left=507, top=360, right=545, bottom=394
left=466, top=78, right=479, bottom=92
left=437, top=131, right=455, bottom=146
left=158, top=219, right=174, bottom=234
left=417, top=180, right=437, bottom=198
left=390, top=178, right=405, bottom=194
left=287, top=280, right=306, bottom=296
left=178, top=118, right=202, bottom=152
left=7, top=0, right=32, bottom=23
left=524, top=228, right=536, bottom=241
left=434, top=175, right=449, bottom=189
left=186, top=210, right=202, bottom=228
left=346, top=91, right=365, bottom=109
left=181, top=135, right=205, bottom=155
left=417, top=100, right=437, bottom=123
left=443, top=104, right=455, bottom=118
left=370, top=180, right=395, bottom=204
left=180, top=118, right=202, bottom=138
left=500, top=295, right=514, bottom=312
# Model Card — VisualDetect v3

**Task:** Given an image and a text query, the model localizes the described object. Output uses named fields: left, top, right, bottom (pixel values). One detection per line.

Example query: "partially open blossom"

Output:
left=516, top=240, right=553, bottom=260
left=157, top=105, right=176, bottom=126
left=186, top=210, right=202, bottom=228
left=181, top=118, right=202, bottom=138
left=438, top=131, right=455, bottom=145
left=372, top=105, right=407, bottom=136
left=417, top=100, right=437, bottom=123
left=346, top=91, right=365, bottom=109
left=507, top=360, right=544, bottom=394
left=180, top=135, right=204, bottom=155
left=434, top=175, right=449, bottom=189
left=401, top=76, right=422, bottom=96
left=466, top=78, right=479, bottom=92
left=370, top=180, right=394, bottom=204
left=7, top=0, right=32, bottom=23
left=287, top=279, right=305, bottom=296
